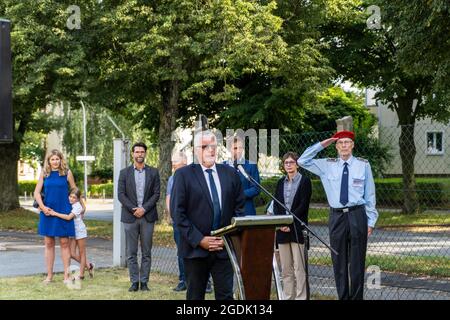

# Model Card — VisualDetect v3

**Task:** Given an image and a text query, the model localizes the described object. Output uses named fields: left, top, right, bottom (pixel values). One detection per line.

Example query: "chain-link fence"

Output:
left=150, top=124, right=449, bottom=300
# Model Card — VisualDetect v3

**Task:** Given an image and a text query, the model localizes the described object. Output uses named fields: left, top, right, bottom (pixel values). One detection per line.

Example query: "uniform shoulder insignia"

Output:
left=327, top=158, right=338, bottom=162
left=357, top=157, right=369, bottom=163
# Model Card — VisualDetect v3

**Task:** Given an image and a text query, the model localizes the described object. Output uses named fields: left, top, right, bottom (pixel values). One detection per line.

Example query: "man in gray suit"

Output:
left=118, top=142, right=160, bottom=292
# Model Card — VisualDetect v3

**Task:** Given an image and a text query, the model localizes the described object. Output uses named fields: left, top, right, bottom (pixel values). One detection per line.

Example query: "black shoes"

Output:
left=128, top=282, right=139, bottom=292
left=129, top=282, right=149, bottom=292
left=173, top=281, right=187, bottom=292
left=140, top=282, right=149, bottom=291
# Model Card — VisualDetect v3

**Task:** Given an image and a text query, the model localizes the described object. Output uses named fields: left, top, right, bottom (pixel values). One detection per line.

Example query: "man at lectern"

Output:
left=170, top=130, right=246, bottom=300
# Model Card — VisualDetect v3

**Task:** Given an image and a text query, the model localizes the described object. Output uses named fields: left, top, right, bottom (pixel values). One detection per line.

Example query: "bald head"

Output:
left=171, top=151, right=187, bottom=171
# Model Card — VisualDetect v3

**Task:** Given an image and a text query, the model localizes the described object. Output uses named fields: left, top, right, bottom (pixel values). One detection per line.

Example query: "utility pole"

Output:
left=76, top=101, right=95, bottom=198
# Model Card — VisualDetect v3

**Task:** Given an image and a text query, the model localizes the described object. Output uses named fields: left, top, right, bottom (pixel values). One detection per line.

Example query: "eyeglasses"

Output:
left=198, top=144, right=217, bottom=151
left=284, top=161, right=297, bottom=165
left=336, top=140, right=353, bottom=145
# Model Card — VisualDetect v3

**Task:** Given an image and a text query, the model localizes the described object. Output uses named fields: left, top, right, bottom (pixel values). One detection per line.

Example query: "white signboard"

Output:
left=76, top=155, right=96, bottom=161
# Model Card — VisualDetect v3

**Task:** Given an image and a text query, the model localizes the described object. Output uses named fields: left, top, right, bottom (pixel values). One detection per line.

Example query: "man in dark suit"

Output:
left=170, top=130, right=245, bottom=300
left=224, top=136, right=260, bottom=215
left=118, top=142, right=160, bottom=292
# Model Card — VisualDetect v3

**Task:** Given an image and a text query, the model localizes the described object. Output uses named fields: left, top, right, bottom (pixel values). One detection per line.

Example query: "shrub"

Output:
left=89, top=183, right=113, bottom=198
left=254, top=177, right=450, bottom=210
left=18, top=181, right=37, bottom=195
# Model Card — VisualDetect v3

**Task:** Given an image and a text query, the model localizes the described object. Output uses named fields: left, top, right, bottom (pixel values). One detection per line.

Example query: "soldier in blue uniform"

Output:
left=298, top=130, right=378, bottom=300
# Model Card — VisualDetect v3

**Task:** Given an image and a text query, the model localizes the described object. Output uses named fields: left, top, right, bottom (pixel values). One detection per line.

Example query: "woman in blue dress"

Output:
left=34, top=149, right=78, bottom=284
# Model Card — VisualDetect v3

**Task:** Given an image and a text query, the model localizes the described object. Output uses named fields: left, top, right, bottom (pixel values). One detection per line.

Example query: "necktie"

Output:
left=340, top=162, right=349, bottom=206
left=206, top=169, right=221, bottom=230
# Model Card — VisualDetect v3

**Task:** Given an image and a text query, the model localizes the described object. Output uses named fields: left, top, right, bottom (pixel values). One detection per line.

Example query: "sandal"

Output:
left=88, top=262, right=95, bottom=278
left=42, top=278, right=52, bottom=285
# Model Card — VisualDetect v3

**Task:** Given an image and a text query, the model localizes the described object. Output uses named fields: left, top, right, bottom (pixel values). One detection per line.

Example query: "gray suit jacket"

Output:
left=118, top=165, right=160, bottom=223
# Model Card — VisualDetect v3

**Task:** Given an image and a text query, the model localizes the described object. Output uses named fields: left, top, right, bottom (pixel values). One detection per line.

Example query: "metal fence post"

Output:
left=113, top=138, right=129, bottom=267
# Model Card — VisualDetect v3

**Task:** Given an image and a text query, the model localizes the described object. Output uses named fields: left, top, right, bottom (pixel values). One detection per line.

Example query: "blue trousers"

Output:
left=173, top=223, right=185, bottom=282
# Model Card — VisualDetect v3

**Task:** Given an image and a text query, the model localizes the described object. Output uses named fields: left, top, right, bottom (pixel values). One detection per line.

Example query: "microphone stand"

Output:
left=237, top=165, right=338, bottom=256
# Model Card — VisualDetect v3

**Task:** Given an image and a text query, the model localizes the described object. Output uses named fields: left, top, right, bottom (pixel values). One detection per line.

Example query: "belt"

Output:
left=331, top=204, right=365, bottom=213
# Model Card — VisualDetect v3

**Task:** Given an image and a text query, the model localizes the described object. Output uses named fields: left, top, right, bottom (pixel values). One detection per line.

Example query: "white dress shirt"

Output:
left=200, top=164, right=223, bottom=210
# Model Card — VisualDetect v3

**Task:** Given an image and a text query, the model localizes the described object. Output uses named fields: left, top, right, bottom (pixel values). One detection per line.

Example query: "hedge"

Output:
left=18, top=181, right=114, bottom=198
left=89, top=183, right=114, bottom=198
left=18, top=181, right=37, bottom=195
left=253, top=177, right=450, bottom=209
left=19, top=178, right=450, bottom=208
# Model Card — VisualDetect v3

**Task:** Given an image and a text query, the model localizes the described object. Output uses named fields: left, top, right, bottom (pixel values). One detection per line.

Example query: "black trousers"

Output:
left=329, top=206, right=368, bottom=300
left=184, top=253, right=234, bottom=300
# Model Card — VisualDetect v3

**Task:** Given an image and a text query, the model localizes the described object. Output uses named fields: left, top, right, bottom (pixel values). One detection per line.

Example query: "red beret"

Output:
left=332, top=130, right=355, bottom=140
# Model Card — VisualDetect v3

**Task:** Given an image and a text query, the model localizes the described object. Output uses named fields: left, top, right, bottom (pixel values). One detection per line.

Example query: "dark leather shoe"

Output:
left=140, top=282, right=149, bottom=291
left=173, top=281, right=186, bottom=292
left=128, top=282, right=139, bottom=292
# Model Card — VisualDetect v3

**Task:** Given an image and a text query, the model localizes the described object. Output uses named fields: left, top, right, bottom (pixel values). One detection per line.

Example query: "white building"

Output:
left=366, top=88, right=450, bottom=176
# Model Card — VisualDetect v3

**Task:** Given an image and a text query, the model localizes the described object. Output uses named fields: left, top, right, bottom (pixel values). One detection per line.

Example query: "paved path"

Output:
left=22, top=199, right=450, bottom=258
left=12, top=199, right=450, bottom=299
left=1, top=230, right=449, bottom=300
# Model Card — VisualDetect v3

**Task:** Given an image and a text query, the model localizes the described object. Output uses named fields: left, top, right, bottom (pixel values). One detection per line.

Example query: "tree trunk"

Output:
left=398, top=124, right=419, bottom=214
left=396, top=95, right=419, bottom=214
left=0, top=141, right=20, bottom=212
left=157, top=80, right=179, bottom=222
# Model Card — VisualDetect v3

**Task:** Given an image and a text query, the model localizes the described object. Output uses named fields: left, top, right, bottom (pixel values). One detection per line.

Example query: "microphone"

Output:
left=236, top=163, right=338, bottom=256
left=236, top=164, right=249, bottom=179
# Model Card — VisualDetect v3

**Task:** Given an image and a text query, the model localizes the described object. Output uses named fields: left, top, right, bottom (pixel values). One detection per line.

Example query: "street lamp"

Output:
left=76, top=101, right=95, bottom=199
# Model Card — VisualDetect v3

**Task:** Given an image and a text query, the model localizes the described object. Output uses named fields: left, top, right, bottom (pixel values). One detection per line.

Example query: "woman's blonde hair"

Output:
left=43, top=149, right=69, bottom=177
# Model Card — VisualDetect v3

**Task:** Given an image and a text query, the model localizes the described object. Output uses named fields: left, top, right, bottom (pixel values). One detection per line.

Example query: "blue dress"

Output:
left=38, top=171, right=75, bottom=237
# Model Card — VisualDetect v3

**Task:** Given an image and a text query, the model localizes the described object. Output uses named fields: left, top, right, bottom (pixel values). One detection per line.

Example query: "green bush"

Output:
left=253, top=176, right=280, bottom=208
left=254, top=177, right=450, bottom=209
left=89, top=167, right=113, bottom=180
left=18, top=180, right=114, bottom=199
left=18, top=181, right=37, bottom=195
left=376, top=180, right=449, bottom=208
left=89, top=183, right=113, bottom=198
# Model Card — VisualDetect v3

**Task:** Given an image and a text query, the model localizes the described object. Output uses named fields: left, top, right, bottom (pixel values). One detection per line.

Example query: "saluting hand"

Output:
left=320, top=138, right=339, bottom=148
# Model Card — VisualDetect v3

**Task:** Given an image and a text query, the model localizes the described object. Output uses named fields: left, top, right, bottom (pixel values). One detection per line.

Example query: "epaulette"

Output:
left=357, top=157, right=369, bottom=163
left=326, top=158, right=338, bottom=162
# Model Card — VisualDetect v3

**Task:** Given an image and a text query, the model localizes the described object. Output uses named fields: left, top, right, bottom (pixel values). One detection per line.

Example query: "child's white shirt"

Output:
left=72, top=201, right=87, bottom=239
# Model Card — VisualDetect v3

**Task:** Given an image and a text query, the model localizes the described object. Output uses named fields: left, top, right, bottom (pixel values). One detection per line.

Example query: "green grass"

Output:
left=0, top=208, right=114, bottom=238
left=309, top=255, right=450, bottom=278
left=256, top=206, right=450, bottom=228
left=0, top=268, right=190, bottom=300
left=0, top=208, right=41, bottom=232
left=0, top=208, right=175, bottom=248
left=0, top=268, right=334, bottom=300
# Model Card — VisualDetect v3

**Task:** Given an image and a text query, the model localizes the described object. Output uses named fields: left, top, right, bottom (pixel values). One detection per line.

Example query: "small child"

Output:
left=49, top=188, right=94, bottom=280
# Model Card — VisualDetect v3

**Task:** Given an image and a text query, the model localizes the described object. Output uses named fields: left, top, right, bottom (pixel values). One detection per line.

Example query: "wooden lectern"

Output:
left=211, top=215, right=293, bottom=300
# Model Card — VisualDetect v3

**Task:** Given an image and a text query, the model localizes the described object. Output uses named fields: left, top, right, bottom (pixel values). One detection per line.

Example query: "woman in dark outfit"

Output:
left=274, top=152, right=312, bottom=300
